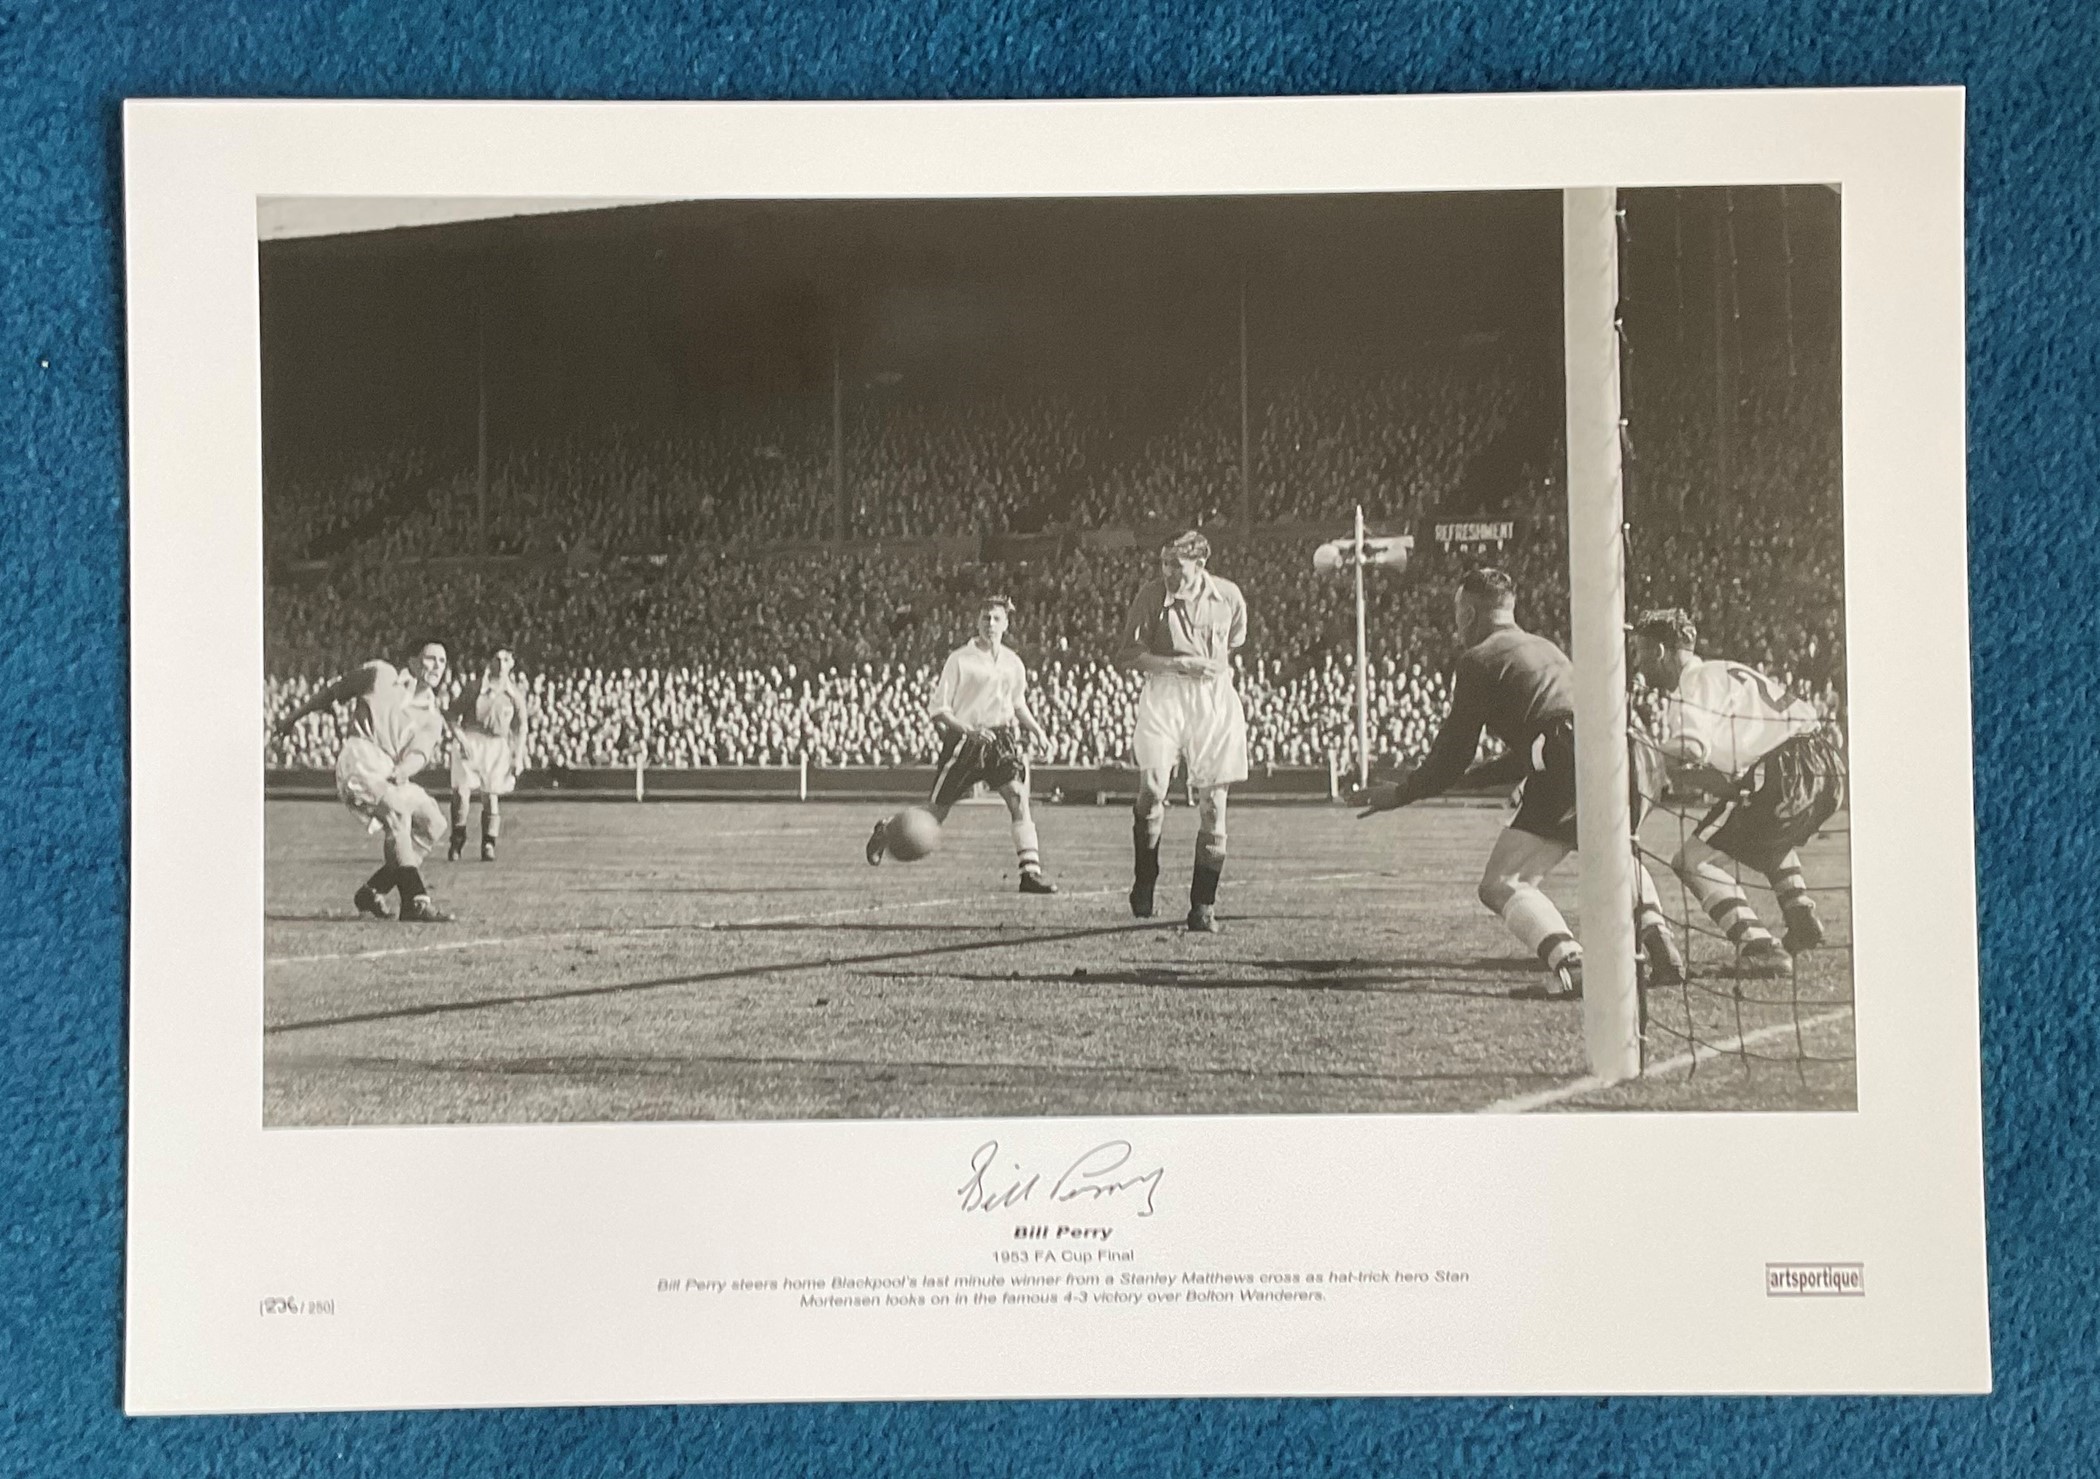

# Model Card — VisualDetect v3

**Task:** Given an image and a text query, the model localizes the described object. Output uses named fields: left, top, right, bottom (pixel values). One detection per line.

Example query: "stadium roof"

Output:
left=257, top=197, right=660, bottom=241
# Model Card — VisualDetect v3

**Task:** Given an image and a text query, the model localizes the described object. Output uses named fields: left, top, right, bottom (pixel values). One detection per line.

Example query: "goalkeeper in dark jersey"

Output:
left=1355, top=568, right=1682, bottom=999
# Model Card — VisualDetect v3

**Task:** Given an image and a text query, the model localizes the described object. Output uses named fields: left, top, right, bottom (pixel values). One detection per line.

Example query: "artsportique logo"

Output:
left=1766, top=1262, right=1866, bottom=1297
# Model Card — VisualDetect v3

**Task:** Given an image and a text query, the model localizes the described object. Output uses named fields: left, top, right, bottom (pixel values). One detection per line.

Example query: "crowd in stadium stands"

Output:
left=267, top=514, right=1830, bottom=778
left=270, top=536, right=1563, bottom=696
left=267, top=652, right=1458, bottom=776
left=266, top=360, right=1549, bottom=566
left=265, top=350, right=1845, bottom=779
left=1624, top=349, right=1846, bottom=696
left=265, top=443, right=449, bottom=566
left=1255, top=360, right=1539, bottom=526
left=267, top=538, right=1837, bottom=774
left=845, top=395, right=1092, bottom=539
left=266, top=536, right=1482, bottom=770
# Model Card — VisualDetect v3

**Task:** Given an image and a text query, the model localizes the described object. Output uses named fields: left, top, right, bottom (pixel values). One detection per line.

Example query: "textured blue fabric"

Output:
left=4, top=0, right=2096, bottom=1472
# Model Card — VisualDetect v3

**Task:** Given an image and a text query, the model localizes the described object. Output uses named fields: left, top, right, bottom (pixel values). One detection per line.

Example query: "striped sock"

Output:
left=1705, top=892, right=1774, bottom=945
left=1013, top=820, right=1041, bottom=875
left=1682, top=858, right=1775, bottom=945
left=1770, top=855, right=1809, bottom=913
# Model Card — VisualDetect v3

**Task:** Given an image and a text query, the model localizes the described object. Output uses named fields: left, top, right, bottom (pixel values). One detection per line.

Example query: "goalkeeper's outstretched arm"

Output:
left=1356, top=668, right=1487, bottom=817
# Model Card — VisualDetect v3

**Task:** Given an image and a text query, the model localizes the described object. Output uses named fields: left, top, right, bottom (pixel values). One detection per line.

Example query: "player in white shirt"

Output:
left=273, top=639, right=456, bottom=923
left=866, top=596, right=1059, bottom=894
left=447, top=647, right=530, bottom=863
left=1631, top=609, right=1846, bottom=976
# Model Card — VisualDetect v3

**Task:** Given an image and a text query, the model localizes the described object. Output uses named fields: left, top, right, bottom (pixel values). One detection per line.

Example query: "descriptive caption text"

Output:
left=656, top=1263, right=1470, bottom=1311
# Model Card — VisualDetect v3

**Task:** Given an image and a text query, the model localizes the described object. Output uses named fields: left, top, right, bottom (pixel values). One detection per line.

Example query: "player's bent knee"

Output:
left=1478, top=877, right=1516, bottom=914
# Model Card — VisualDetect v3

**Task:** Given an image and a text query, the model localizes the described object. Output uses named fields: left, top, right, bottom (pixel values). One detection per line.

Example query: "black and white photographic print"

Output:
left=126, top=91, right=1986, bottom=1413
left=258, top=183, right=1852, bottom=1125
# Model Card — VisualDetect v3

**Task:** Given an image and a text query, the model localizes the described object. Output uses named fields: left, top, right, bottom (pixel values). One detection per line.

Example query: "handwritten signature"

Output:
left=957, top=1139, right=1165, bottom=1218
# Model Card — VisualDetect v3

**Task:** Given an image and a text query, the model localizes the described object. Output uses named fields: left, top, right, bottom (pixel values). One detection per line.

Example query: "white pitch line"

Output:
left=1479, top=1005, right=1857, bottom=1114
left=266, top=870, right=1380, bottom=967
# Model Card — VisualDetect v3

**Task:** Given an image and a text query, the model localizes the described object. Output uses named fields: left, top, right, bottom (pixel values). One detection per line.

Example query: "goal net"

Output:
left=1567, top=185, right=1856, bottom=1097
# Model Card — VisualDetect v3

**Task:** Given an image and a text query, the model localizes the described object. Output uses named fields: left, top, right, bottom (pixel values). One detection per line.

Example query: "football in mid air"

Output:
left=884, top=807, right=943, bottom=862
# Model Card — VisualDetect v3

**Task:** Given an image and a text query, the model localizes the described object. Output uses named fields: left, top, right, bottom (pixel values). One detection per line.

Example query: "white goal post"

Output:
left=1564, top=187, right=1643, bottom=1083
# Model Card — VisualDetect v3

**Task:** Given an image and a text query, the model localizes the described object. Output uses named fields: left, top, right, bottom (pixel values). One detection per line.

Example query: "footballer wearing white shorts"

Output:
left=447, top=647, right=530, bottom=863
left=867, top=596, right=1058, bottom=894
left=1631, top=608, right=1845, bottom=977
left=1116, top=530, right=1248, bottom=933
left=274, top=640, right=455, bottom=923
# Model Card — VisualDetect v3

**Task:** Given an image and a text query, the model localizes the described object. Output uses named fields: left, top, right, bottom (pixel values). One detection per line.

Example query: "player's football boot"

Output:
left=1018, top=870, right=1059, bottom=895
left=1641, top=925, right=1687, bottom=988
left=1510, top=957, right=1581, bottom=1002
left=480, top=838, right=497, bottom=863
left=865, top=819, right=887, bottom=866
left=1736, top=937, right=1794, bottom=977
left=353, top=885, right=390, bottom=920
left=1185, top=904, right=1218, bottom=934
left=399, top=894, right=455, bottom=924
left=1781, top=900, right=1825, bottom=954
left=447, top=827, right=468, bottom=863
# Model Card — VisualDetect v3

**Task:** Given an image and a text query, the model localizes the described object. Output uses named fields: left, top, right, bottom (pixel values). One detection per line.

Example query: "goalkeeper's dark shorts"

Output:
left=1695, top=729, right=1847, bottom=869
left=931, top=725, right=1029, bottom=810
left=1510, top=715, right=1580, bottom=849
left=1509, top=715, right=1660, bottom=851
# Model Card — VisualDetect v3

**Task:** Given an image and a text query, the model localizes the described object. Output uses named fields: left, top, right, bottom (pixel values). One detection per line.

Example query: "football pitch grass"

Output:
left=264, top=798, right=1856, bottom=1125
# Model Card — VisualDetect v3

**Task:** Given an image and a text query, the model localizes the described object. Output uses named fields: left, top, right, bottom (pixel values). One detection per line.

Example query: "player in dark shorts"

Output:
left=929, top=724, right=1030, bottom=814
left=867, top=596, right=1057, bottom=894
left=1356, top=569, right=1682, bottom=998
left=1631, top=608, right=1845, bottom=974
left=1698, top=732, right=1846, bottom=867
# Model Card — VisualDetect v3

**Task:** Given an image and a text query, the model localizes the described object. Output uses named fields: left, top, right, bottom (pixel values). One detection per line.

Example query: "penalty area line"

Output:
left=1478, top=1005, right=1856, bottom=1114
left=265, top=870, right=1381, bottom=966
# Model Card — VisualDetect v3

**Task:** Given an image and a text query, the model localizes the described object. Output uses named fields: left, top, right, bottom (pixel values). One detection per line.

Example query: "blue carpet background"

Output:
left=3, top=0, right=2095, bottom=1472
